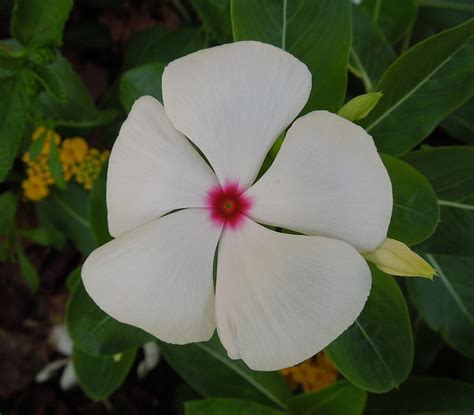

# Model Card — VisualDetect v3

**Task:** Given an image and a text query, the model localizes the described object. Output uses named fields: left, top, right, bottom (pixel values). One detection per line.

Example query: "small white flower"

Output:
left=83, top=41, right=392, bottom=371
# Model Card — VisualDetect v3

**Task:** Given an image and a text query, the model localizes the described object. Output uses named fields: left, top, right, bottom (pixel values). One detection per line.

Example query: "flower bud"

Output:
left=338, top=91, right=383, bottom=122
left=363, top=238, right=436, bottom=279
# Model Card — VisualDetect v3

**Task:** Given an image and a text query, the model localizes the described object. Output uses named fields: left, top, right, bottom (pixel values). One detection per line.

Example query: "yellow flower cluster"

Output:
left=280, top=353, right=339, bottom=393
left=22, top=127, right=109, bottom=201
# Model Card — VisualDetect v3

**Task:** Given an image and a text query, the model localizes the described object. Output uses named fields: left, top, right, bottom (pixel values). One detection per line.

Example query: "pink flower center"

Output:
left=206, top=181, right=252, bottom=230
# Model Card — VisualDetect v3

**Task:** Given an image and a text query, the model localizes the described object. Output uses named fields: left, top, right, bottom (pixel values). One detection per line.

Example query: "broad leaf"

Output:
left=326, top=267, right=413, bottom=393
left=403, top=147, right=474, bottom=358
left=382, top=154, right=439, bottom=246
left=67, top=280, right=153, bottom=356
left=32, top=63, right=65, bottom=102
left=350, top=5, right=396, bottom=91
left=442, top=97, right=474, bottom=144
left=185, top=399, right=285, bottom=415
left=366, top=377, right=474, bottom=415
left=73, top=347, right=136, bottom=400
left=0, top=76, right=26, bottom=182
left=119, top=63, right=166, bottom=112
left=361, top=19, right=474, bottom=155
left=231, top=0, right=351, bottom=112
left=17, top=245, right=39, bottom=292
left=159, top=335, right=291, bottom=410
left=20, top=226, right=65, bottom=247
left=11, top=0, right=73, bottom=47
left=88, top=163, right=112, bottom=247
left=288, top=380, right=367, bottom=415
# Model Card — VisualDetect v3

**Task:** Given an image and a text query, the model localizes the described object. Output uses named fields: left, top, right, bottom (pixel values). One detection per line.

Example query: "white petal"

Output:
left=49, top=325, right=73, bottom=356
left=137, top=342, right=161, bottom=379
left=107, top=96, right=218, bottom=237
left=162, top=41, right=311, bottom=188
left=35, top=359, right=68, bottom=383
left=216, top=218, right=371, bottom=371
left=59, top=361, right=77, bottom=391
left=82, top=209, right=221, bottom=344
left=246, top=111, right=392, bottom=253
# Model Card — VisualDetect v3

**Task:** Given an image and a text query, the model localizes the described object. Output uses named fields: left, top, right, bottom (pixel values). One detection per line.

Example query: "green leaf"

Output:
left=361, top=19, right=474, bottom=155
left=288, top=380, right=367, bottom=415
left=350, top=5, right=396, bottom=91
left=119, top=63, right=166, bottom=112
left=159, top=335, right=291, bottom=409
left=338, top=92, right=383, bottom=122
left=11, top=0, right=73, bottom=47
left=231, top=0, right=351, bottom=112
left=442, top=97, right=474, bottom=144
left=35, top=54, right=117, bottom=128
left=124, top=26, right=207, bottom=69
left=325, top=267, right=413, bottom=393
left=73, top=346, right=136, bottom=400
left=36, top=182, right=96, bottom=255
left=28, top=128, right=47, bottom=161
left=382, top=154, right=439, bottom=246
left=17, top=245, right=39, bottom=292
left=20, top=226, right=65, bottom=247
left=32, top=63, right=65, bottom=101
left=366, top=377, right=474, bottom=415
left=66, top=266, right=81, bottom=291
left=185, top=399, right=285, bottom=415
left=190, top=0, right=233, bottom=42
left=48, top=138, right=67, bottom=190
left=67, top=280, right=153, bottom=356
left=0, top=76, right=26, bottom=182
left=88, top=163, right=112, bottom=247
left=403, top=147, right=474, bottom=358
left=361, top=0, right=418, bottom=43
left=0, top=191, right=17, bottom=235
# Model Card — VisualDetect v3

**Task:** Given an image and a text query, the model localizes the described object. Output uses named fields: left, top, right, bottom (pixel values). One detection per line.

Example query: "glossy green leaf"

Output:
left=17, top=245, right=39, bottom=292
left=231, top=0, right=351, bottom=112
left=442, top=97, right=474, bottom=144
left=366, top=377, right=474, bottom=415
left=32, top=63, right=65, bottom=101
left=185, top=399, right=285, bottom=415
left=11, top=0, right=73, bottom=47
left=361, top=19, right=474, bottom=155
left=73, top=346, right=136, bottom=400
left=35, top=54, right=117, bottom=128
left=325, top=267, right=413, bottom=393
left=48, top=138, right=67, bottom=190
left=88, top=163, right=112, bottom=247
left=119, top=63, right=165, bottom=112
left=36, top=182, right=96, bottom=255
left=403, top=147, right=474, bottom=358
left=338, top=92, right=383, bottom=122
left=288, top=380, right=367, bottom=415
left=382, top=154, right=439, bottom=246
left=361, top=0, right=418, bottom=43
left=0, top=191, right=17, bottom=235
left=159, top=335, right=291, bottom=409
left=0, top=76, right=26, bottom=182
left=67, top=280, right=153, bottom=356
left=350, top=5, right=396, bottom=91
left=124, top=26, right=206, bottom=69
left=191, top=0, right=232, bottom=42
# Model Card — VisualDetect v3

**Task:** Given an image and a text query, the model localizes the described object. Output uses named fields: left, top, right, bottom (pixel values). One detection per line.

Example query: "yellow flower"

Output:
left=32, top=126, right=61, bottom=155
left=60, top=137, right=89, bottom=165
left=22, top=176, right=49, bottom=201
left=280, top=353, right=339, bottom=392
left=75, top=148, right=109, bottom=190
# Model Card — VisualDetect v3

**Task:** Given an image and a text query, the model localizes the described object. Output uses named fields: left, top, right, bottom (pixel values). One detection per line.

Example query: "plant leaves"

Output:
left=17, top=245, right=39, bottom=292
left=67, top=280, right=153, bottom=356
left=325, top=267, right=413, bottom=393
left=185, top=398, right=285, bottom=415
left=119, top=63, right=166, bottom=112
left=48, top=138, right=67, bottom=190
left=338, top=92, right=383, bottom=122
left=350, top=5, right=396, bottom=91
left=32, top=63, right=65, bottom=101
left=190, top=0, right=233, bottom=42
left=366, top=377, right=474, bottom=415
left=403, top=147, right=474, bottom=358
left=0, top=191, right=17, bottom=235
left=442, top=97, right=474, bottom=144
left=231, top=0, right=351, bottom=112
left=382, top=154, right=439, bottom=246
left=11, top=0, right=73, bottom=47
left=159, top=335, right=291, bottom=410
left=20, top=226, right=65, bottom=247
left=361, top=19, right=474, bottom=155
left=288, top=380, right=367, bottom=415
left=88, top=163, right=112, bottom=247
left=73, top=346, right=136, bottom=400
left=0, top=76, right=26, bottom=182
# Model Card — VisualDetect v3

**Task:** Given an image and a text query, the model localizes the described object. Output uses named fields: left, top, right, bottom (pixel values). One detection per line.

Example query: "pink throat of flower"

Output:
left=206, top=181, right=252, bottom=230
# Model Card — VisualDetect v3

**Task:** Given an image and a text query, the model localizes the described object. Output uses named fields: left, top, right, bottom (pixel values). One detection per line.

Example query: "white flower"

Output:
left=82, top=41, right=392, bottom=371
